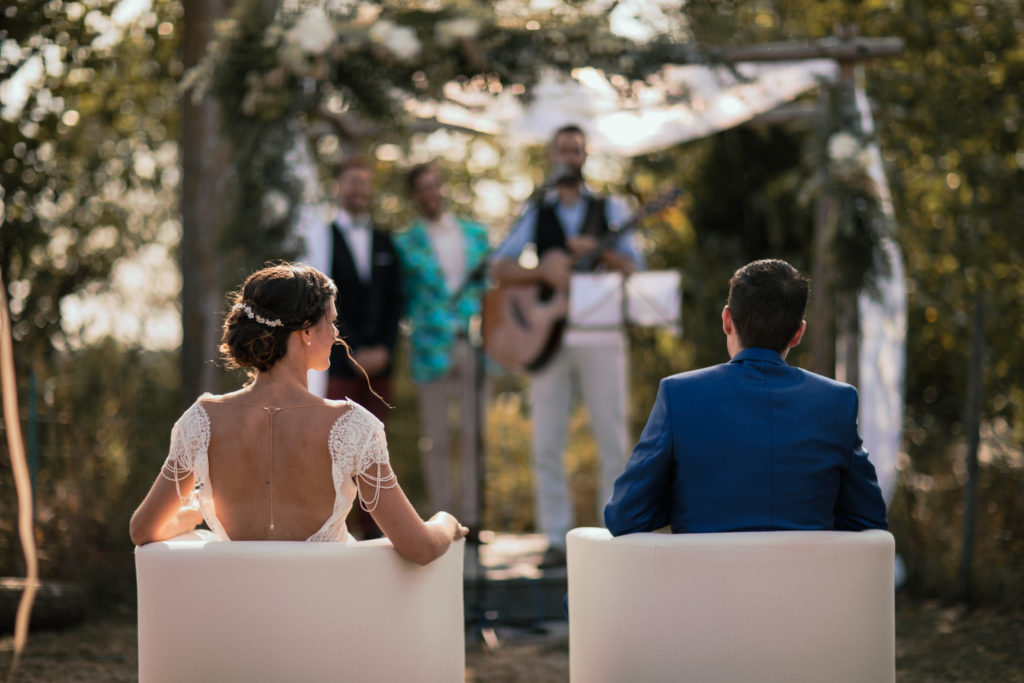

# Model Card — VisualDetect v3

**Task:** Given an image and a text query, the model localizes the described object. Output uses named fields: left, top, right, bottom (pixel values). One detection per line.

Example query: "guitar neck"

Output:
left=578, top=188, right=683, bottom=267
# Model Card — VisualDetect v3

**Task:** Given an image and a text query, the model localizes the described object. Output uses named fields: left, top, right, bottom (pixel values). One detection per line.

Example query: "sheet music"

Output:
left=569, top=273, right=624, bottom=328
left=626, top=271, right=682, bottom=332
left=568, top=271, right=681, bottom=332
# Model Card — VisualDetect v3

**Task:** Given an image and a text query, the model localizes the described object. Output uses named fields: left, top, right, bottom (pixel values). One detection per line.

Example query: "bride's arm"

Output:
left=358, top=467, right=468, bottom=566
left=129, top=472, right=204, bottom=546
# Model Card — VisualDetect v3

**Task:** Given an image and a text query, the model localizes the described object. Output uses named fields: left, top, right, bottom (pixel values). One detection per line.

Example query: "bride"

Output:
left=130, top=263, right=467, bottom=564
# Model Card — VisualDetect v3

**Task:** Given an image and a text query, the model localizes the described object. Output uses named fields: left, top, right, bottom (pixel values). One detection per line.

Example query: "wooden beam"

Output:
left=744, top=101, right=821, bottom=127
left=718, top=36, right=904, bottom=64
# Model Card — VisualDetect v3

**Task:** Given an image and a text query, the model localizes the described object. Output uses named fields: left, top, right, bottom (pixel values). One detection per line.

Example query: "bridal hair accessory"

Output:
left=234, top=302, right=283, bottom=328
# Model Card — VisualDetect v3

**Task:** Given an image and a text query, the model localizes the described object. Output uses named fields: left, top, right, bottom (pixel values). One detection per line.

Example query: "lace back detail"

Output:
left=328, top=404, right=398, bottom=513
left=160, top=401, right=210, bottom=504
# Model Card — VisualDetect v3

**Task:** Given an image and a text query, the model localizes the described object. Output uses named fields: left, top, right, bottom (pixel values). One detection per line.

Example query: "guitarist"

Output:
left=491, top=124, right=644, bottom=568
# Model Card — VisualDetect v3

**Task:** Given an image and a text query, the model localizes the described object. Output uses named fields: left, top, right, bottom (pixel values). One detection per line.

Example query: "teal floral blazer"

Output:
left=394, top=217, right=490, bottom=384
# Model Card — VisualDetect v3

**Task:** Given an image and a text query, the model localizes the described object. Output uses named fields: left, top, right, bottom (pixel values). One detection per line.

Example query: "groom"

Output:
left=604, top=258, right=888, bottom=535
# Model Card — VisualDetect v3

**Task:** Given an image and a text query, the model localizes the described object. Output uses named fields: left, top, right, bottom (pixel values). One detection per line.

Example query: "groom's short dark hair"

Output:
left=727, top=259, right=809, bottom=353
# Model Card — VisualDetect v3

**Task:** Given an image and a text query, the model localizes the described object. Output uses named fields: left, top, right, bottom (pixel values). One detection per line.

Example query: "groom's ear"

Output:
left=722, top=306, right=733, bottom=336
left=788, top=320, right=807, bottom=348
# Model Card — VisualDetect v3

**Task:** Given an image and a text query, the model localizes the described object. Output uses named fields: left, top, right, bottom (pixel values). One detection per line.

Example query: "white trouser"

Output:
left=530, top=331, right=629, bottom=549
left=416, top=339, right=481, bottom=527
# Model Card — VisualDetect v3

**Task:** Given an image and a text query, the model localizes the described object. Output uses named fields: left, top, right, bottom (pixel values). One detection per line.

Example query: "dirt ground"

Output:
left=2, top=596, right=1022, bottom=682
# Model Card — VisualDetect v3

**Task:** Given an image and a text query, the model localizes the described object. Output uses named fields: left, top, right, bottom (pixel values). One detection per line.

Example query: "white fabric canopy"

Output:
left=439, top=61, right=839, bottom=155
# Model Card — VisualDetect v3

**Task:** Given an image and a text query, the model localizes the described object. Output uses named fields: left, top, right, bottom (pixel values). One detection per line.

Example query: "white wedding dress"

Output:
left=160, top=394, right=395, bottom=542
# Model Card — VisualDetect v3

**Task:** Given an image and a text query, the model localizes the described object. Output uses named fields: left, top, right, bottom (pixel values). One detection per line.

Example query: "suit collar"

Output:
left=334, top=208, right=371, bottom=231
left=730, top=347, right=787, bottom=366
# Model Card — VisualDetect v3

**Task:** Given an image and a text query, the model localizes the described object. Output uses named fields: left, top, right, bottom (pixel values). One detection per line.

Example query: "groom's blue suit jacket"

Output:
left=604, top=347, right=888, bottom=535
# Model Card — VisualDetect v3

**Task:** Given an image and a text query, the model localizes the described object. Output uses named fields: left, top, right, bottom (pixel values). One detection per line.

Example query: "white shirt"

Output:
left=425, top=213, right=466, bottom=294
left=335, top=208, right=373, bottom=283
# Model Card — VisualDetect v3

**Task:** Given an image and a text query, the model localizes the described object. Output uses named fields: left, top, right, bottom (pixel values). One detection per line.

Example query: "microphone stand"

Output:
left=449, top=189, right=547, bottom=647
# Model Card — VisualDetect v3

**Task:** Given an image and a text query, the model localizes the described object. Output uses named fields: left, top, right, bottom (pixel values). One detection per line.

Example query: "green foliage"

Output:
left=2, top=0, right=1021, bottom=609
left=628, top=126, right=816, bottom=372
left=0, top=0, right=183, bottom=361
left=871, top=1, right=1024, bottom=465
left=890, top=444, right=1024, bottom=604
left=0, top=0, right=184, bottom=608
left=0, top=342, right=180, bottom=604
left=679, top=0, right=1024, bottom=600
left=869, top=0, right=1024, bottom=598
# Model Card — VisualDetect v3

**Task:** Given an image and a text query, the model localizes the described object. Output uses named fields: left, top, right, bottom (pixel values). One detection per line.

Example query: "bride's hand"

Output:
left=429, top=511, right=469, bottom=540
left=174, top=501, right=204, bottom=531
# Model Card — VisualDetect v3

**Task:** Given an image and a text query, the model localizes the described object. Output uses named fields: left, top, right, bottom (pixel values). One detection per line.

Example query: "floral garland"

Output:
left=190, top=0, right=686, bottom=271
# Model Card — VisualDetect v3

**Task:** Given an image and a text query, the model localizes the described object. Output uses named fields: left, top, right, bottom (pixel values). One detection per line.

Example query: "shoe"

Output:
left=538, top=545, right=567, bottom=569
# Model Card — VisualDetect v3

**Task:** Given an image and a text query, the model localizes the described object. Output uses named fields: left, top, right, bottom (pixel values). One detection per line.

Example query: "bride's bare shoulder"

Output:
left=194, top=389, right=244, bottom=404
left=327, top=400, right=382, bottom=431
left=324, top=398, right=373, bottom=426
left=322, top=397, right=352, bottom=410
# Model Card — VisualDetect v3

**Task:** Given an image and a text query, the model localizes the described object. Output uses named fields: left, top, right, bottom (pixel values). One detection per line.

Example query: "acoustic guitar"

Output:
left=482, top=188, right=682, bottom=373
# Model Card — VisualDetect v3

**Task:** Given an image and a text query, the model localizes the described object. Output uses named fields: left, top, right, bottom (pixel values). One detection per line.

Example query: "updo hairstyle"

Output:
left=219, top=263, right=338, bottom=373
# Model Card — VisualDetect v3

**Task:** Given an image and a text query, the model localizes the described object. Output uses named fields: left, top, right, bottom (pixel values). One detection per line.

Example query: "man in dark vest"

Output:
left=491, top=124, right=644, bottom=567
left=328, top=157, right=403, bottom=535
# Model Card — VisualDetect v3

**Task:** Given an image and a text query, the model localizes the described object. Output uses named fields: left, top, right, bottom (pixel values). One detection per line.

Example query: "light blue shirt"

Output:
left=492, top=187, right=645, bottom=269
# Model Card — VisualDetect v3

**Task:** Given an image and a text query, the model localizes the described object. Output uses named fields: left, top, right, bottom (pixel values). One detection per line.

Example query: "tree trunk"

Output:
left=956, top=291, right=984, bottom=601
left=180, top=0, right=233, bottom=407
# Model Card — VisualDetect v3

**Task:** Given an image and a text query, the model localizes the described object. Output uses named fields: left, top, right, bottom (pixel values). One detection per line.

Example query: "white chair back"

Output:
left=567, top=528, right=894, bottom=683
left=136, top=531, right=465, bottom=683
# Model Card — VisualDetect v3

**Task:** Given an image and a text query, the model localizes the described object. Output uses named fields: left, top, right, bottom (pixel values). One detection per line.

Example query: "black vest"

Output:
left=328, top=221, right=402, bottom=378
left=331, top=222, right=374, bottom=342
left=535, top=196, right=609, bottom=271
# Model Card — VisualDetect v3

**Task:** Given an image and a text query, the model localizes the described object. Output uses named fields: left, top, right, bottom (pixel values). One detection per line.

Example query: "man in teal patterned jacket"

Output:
left=394, top=162, right=490, bottom=534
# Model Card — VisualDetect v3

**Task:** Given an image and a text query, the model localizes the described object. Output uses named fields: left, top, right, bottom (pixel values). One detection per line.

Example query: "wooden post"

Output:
left=810, top=187, right=835, bottom=377
left=957, top=290, right=984, bottom=601
left=832, top=23, right=862, bottom=387
left=180, top=0, right=232, bottom=405
left=718, top=35, right=904, bottom=63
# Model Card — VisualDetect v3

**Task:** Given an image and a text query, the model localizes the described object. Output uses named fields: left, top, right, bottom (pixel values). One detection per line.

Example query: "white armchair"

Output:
left=135, top=531, right=465, bottom=683
left=567, top=527, right=894, bottom=683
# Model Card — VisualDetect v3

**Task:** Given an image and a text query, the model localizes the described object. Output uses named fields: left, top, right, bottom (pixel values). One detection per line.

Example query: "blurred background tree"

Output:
left=1, top=0, right=184, bottom=602
left=0, top=0, right=1021, bottom=617
left=656, top=0, right=1024, bottom=602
